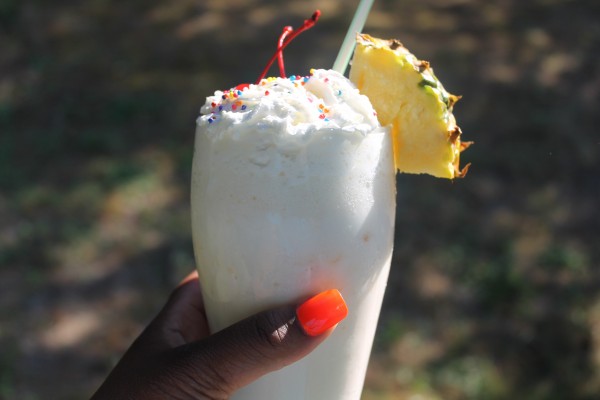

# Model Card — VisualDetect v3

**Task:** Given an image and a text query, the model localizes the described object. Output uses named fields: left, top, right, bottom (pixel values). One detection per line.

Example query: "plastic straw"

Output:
left=332, top=0, right=375, bottom=75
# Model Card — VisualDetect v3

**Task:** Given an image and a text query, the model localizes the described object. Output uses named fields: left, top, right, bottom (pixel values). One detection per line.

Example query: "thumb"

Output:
left=166, top=289, right=348, bottom=399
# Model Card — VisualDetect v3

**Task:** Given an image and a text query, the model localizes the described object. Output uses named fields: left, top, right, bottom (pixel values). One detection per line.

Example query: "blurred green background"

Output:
left=1, top=0, right=599, bottom=399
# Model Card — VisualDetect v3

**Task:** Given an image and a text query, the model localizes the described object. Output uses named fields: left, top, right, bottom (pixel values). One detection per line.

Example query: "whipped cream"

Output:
left=197, top=69, right=379, bottom=137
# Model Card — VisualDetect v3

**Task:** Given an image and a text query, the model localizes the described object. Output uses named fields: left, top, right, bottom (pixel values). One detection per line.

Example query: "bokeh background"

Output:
left=1, top=0, right=599, bottom=398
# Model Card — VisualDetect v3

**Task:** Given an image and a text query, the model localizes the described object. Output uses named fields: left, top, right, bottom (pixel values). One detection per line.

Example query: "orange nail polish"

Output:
left=296, top=289, right=348, bottom=336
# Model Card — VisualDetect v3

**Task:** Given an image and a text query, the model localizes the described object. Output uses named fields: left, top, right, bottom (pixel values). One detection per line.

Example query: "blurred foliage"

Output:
left=0, top=0, right=599, bottom=399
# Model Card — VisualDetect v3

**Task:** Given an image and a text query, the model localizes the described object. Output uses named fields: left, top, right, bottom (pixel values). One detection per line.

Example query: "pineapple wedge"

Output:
left=350, top=34, right=471, bottom=179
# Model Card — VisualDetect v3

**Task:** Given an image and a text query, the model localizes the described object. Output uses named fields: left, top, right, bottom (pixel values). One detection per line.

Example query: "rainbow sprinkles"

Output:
left=204, top=70, right=353, bottom=125
left=198, top=68, right=378, bottom=137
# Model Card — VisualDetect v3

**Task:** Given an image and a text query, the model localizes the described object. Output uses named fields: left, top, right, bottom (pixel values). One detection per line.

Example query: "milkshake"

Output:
left=191, top=69, right=396, bottom=399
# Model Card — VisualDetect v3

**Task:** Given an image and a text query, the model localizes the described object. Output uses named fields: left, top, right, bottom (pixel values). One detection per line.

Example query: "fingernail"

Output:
left=296, top=289, right=348, bottom=336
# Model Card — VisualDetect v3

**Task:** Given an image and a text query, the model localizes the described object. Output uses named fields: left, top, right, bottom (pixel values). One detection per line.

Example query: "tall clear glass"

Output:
left=191, top=91, right=396, bottom=400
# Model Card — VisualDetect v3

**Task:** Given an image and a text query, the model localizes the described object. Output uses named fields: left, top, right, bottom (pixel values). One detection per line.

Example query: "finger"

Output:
left=133, top=272, right=209, bottom=355
left=155, top=272, right=211, bottom=346
left=166, top=289, right=348, bottom=398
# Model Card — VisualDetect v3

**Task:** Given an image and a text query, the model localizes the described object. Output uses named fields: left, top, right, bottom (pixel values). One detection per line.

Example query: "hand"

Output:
left=91, top=271, right=347, bottom=400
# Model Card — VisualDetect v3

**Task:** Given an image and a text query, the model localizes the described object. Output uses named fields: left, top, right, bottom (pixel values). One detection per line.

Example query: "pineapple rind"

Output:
left=350, top=34, right=470, bottom=179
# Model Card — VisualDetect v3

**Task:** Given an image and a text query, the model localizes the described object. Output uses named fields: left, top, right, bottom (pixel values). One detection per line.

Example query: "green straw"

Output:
left=332, top=0, right=375, bottom=75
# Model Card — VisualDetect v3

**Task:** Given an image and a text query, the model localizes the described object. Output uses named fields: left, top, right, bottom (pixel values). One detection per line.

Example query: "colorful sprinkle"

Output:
left=207, top=72, right=340, bottom=126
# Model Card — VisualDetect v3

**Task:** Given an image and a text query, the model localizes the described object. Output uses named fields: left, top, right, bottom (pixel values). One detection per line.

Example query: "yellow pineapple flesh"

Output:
left=349, top=34, right=471, bottom=179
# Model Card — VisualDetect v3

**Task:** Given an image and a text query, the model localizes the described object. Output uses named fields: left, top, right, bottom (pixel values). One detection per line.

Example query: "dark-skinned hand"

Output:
left=91, top=271, right=347, bottom=400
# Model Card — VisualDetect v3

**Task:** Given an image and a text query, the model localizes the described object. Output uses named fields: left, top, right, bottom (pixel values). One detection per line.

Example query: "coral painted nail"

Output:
left=296, top=289, right=348, bottom=336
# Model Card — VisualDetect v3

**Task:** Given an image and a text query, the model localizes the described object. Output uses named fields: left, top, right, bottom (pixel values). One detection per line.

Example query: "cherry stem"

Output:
left=256, top=10, right=321, bottom=84
left=278, top=26, right=293, bottom=78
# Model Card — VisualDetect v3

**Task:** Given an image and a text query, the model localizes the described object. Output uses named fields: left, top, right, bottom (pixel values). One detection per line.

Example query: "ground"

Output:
left=1, top=0, right=599, bottom=399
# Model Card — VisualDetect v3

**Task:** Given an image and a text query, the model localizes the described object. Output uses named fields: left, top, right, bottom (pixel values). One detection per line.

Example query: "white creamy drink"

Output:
left=191, top=69, right=396, bottom=399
